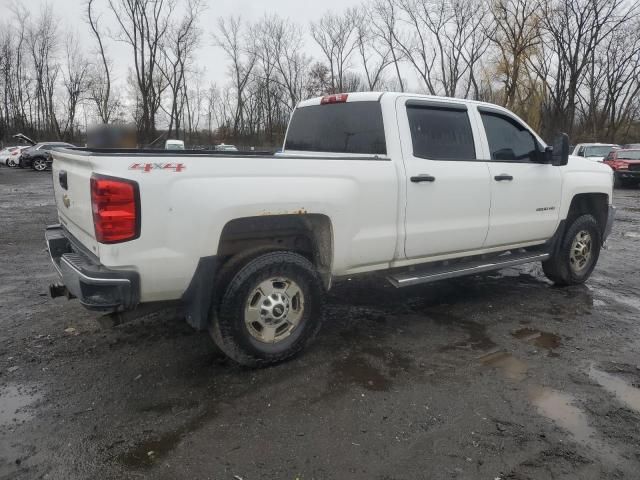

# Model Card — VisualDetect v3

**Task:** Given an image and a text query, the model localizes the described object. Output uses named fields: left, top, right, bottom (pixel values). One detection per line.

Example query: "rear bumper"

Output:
left=603, top=205, right=616, bottom=242
left=45, top=225, right=139, bottom=312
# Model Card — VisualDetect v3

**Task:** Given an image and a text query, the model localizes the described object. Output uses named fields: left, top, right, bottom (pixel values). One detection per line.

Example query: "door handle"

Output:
left=410, top=174, right=436, bottom=183
left=59, top=170, right=68, bottom=190
left=494, top=174, right=513, bottom=181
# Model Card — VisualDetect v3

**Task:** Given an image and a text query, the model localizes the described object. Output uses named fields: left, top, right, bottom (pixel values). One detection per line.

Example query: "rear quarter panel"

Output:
left=53, top=152, right=399, bottom=302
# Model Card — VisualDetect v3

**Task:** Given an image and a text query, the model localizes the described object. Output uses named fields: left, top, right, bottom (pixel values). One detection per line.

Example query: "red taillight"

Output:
left=320, top=93, right=348, bottom=104
left=90, top=176, right=139, bottom=243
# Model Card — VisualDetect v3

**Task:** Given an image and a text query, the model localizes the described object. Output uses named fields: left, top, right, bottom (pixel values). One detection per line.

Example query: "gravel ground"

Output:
left=1, top=166, right=640, bottom=480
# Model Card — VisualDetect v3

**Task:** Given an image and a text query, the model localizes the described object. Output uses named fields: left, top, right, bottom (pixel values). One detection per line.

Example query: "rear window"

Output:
left=285, top=101, right=386, bottom=155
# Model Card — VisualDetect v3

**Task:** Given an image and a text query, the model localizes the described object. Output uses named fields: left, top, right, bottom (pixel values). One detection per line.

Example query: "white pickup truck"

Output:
left=46, top=92, right=615, bottom=366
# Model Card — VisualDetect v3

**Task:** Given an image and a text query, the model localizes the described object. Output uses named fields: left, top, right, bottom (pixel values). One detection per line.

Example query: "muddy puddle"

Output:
left=479, top=350, right=528, bottom=381
left=589, top=365, right=640, bottom=413
left=331, top=353, right=393, bottom=392
left=512, top=327, right=561, bottom=350
left=116, top=402, right=218, bottom=469
left=437, top=316, right=497, bottom=352
left=116, top=430, right=185, bottom=469
left=528, top=385, right=621, bottom=464
left=0, top=384, right=42, bottom=426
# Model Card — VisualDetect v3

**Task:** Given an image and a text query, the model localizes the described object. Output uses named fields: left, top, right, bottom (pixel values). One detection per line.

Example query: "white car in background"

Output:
left=165, top=139, right=185, bottom=150
left=571, top=143, right=619, bottom=162
left=2, top=146, right=29, bottom=167
left=215, top=143, right=238, bottom=152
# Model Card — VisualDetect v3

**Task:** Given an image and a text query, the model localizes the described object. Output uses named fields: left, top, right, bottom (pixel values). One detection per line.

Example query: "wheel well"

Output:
left=567, top=193, right=608, bottom=234
left=217, top=214, right=333, bottom=288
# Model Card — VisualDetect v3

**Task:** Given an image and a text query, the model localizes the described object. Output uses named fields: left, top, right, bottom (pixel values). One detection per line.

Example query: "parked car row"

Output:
left=1, top=142, right=75, bottom=171
left=569, top=142, right=640, bottom=188
left=1, top=145, right=30, bottom=167
left=603, top=149, right=640, bottom=187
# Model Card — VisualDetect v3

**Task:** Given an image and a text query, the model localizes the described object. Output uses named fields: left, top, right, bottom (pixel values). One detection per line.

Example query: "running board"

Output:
left=387, top=252, right=550, bottom=288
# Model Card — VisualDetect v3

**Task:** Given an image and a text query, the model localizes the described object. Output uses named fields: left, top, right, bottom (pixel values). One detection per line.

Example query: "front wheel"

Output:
left=210, top=251, right=325, bottom=367
left=33, top=158, right=47, bottom=171
left=542, top=214, right=601, bottom=286
left=7, top=158, right=17, bottom=167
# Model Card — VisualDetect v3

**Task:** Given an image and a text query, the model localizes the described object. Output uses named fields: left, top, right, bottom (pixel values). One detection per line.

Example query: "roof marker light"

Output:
left=320, top=93, right=349, bottom=105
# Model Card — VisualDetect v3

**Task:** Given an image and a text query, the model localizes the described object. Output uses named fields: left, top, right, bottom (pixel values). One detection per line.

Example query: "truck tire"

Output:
left=542, top=214, right=601, bottom=286
left=210, top=251, right=325, bottom=367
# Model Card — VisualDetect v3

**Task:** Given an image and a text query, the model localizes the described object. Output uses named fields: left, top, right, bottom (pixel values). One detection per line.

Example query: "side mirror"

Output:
left=551, top=133, right=569, bottom=166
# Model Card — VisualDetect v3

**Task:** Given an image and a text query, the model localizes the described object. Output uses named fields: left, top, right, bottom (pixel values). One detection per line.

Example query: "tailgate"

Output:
left=51, top=149, right=100, bottom=256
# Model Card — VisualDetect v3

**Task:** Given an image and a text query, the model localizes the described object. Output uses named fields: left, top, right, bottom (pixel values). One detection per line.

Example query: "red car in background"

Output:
left=603, top=149, right=640, bottom=188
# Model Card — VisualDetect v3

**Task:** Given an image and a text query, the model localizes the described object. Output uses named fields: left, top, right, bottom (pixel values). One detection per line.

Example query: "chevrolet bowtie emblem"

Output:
left=62, top=194, right=71, bottom=208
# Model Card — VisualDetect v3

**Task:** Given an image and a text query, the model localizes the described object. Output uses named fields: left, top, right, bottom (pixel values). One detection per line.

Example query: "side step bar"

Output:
left=387, top=252, right=550, bottom=288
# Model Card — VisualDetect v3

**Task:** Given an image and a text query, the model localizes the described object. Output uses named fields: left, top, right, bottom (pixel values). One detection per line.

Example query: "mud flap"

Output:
left=181, top=256, right=219, bottom=330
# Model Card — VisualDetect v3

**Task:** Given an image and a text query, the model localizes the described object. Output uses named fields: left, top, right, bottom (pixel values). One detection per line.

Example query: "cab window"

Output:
left=406, top=105, right=476, bottom=161
left=480, top=111, right=536, bottom=162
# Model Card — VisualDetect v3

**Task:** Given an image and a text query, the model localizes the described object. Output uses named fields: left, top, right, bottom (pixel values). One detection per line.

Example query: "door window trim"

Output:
left=477, top=106, right=545, bottom=164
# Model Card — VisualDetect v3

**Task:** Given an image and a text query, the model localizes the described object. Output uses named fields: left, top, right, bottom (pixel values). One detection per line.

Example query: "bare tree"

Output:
left=578, top=20, right=640, bottom=141
left=267, top=17, right=312, bottom=110
left=213, top=16, right=256, bottom=137
left=28, top=4, right=60, bottom=137
left=310, top=8, right=360, bottom=93
left=533, top=0, right=640, bottom=136
left=354, top=9, right=394, bottom=90
left=395, top=0, right=490, bottom=97
left=370, top=0, right=405, bottom=91
left=85, top=0, right=114, bottom=123
left=158, top=0, right=203, bottom=139
left=488, top=0, right=542, bottom=110
left=107, top=0, right=174, bottom=143
left=60, top=35, right=90, bottom=140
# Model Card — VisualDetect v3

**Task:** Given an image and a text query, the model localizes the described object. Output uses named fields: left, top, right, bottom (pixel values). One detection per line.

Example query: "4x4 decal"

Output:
left=129, top=163, right=186, bottom=172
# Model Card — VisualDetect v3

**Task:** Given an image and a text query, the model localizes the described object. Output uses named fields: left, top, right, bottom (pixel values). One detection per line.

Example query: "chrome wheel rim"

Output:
left=244, top=277, right=304, bottom=344
left=570, top=230, right=592, bottom=272
left=7, top=159, right=16, bottom=167
left=33, top=159, right=46, bottom=171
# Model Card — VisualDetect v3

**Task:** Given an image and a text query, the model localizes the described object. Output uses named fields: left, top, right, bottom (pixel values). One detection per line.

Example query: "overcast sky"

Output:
left=3, top=0, right=363, bottom=89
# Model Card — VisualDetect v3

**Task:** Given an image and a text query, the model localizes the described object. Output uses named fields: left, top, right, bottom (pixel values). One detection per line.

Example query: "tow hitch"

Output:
left=49, top=282, right=76, bottom=300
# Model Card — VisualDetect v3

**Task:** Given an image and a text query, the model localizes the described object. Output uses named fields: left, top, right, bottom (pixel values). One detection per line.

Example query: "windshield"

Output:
left=585, top=146, right=615, bottom=157
left=617, top=150, right=640, bottom=160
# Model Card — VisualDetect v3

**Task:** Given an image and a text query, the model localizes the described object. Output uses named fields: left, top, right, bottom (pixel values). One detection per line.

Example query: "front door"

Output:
left=397, top=98, right=491, bottom=259
left=476, top=108, right=562, bottom=248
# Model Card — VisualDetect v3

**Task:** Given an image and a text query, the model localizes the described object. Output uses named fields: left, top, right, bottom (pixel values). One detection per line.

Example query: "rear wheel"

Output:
left=210, top=251, right=325, bottom=367
left=542, top=214, right=601, bottom=286
left=33, top=158, right=47, bottom=171
left=7, top=158, right=17, bottom=167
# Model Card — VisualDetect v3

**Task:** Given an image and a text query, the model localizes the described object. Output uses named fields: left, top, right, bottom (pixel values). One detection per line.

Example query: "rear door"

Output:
left=476, top=107, right=561, bottom=247
left=397, top=98, right=491, bottom=259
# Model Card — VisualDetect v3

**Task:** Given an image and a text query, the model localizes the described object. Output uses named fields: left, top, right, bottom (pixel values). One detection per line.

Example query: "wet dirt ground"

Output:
left=1, top=166, right=640, bottom=479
